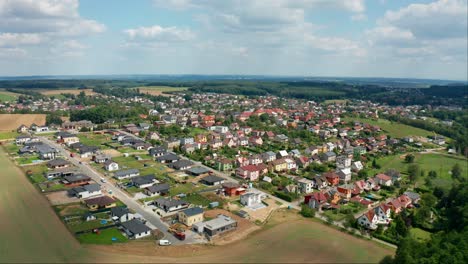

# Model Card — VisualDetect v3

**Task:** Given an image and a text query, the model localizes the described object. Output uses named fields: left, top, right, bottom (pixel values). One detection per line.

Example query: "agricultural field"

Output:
left=136, top=86, right=188, bottom=96
left=343, top=117, right=435, bottom=138
left=39, top=89, right=96, bottom=96
left=0, top=147, right=87, bottom=263
left=0, top=114, right=46, bottom=131
left=372, top=153, right=467, bottom=189
left=0, top=90, right=20, bottom=102
left=86, top=209, right=394, bottom=263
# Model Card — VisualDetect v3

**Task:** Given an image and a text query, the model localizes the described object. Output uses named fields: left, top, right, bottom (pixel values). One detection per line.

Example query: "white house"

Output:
left=285, top=158, right=297, bottom=170
left=240, top=192, right=265, bottom=207
left=104, top=160, right=119, bottom=171
left=351, top=161, right=364, bottom=171
left=120, top=219, right=152, bottom=239
left=336, top=155, right=352, bottom=169
left=337, top=168, right=352, bottom=182
left=111, top=207, right=135, bottom=223
left=357, top=210, right=378, bottom=230
left=67, top=184, right=101, bottom=199
left=296, top=178, right=314, bottom=194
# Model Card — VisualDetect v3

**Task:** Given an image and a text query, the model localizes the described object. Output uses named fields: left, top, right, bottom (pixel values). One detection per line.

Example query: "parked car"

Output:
left=159, top=240, right=172, bottom=246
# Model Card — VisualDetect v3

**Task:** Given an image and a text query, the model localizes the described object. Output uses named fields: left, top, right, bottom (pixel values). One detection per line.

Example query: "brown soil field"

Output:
left=40, top=89, right=96, bottom=96
left=0, top=114, right=46, bottom=131
left=137, top=86, right=187, bottom=97
left=0, top=146, right=394, bottom=263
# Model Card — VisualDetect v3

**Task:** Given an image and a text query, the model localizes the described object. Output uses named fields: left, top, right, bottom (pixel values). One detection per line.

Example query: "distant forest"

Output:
left=0, top=79, right=466, bottom=106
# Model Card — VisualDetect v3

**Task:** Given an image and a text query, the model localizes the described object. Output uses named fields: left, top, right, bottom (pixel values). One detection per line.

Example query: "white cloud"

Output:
left=378, top=0, right=467, bottom=39
left=351, top=13, right=367, bottom=21
left=0, top=33, right=42, bottom=47
left=124, top=25, right=194, bottom=42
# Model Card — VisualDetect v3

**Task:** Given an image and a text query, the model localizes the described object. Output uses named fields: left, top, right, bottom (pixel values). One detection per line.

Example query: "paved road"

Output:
left=39, top=137, right=186, bottom=245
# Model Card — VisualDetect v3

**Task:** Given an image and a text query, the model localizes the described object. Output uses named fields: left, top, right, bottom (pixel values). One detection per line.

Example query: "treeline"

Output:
left=70, top=105, right=146, bottom=124
left=386, top=115, right=467, bottom=156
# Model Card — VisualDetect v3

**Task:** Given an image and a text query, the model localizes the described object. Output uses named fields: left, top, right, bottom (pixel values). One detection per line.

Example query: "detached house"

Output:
left=296, top=178, right=314, bottom=194
left=104, top=160, right=119, bottom=171
left=304, top=192, right=328, bottom=210
left=374, top=173, right=392, bottom=186
left=111, top=207, right=135, bottom=222
left=121, top=219, right=152, bottom=239
left=236, top=165, right=262, bottom=181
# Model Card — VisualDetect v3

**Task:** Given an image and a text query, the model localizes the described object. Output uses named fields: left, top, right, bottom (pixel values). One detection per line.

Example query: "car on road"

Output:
left=100, top=177, right=107, bottom=183
left=158, top=240, right=172, bottom=246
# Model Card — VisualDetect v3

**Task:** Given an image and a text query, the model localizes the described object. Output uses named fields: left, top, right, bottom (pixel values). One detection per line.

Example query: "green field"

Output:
left=77, top=227, right=128, bottom=245
left=77, top=133, right=112, bottom=147
left=0, top=131, right=19, bottom=140
left=373, top=153, right=466, bottom=188
left=409, top=228, right=431, bottom=242
left=344, top=117, right=435, bottom=138
left=0, top=90, right=19, bottom=102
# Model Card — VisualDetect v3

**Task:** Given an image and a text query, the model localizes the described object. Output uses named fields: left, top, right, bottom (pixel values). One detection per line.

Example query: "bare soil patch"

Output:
left=46, top=191, right=79, bottom=205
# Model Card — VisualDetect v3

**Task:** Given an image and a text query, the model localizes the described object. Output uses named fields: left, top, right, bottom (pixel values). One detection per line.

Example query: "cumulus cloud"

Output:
left=124, top=25, right=194, bottom=42
left=0, top=33, right=42, bottom=47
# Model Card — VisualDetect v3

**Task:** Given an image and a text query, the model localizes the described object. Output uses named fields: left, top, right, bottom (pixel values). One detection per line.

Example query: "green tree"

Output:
left=451, top=163, right=463, bottom=181
left=407, top=164, right=421, bottom=183
left=428, top=170, right=437, bottom=178
left=405, top=154, right=415, bottom=163
left=394, top=215, right=408, bottom=238
left=300, top=205, right=316, bottom=218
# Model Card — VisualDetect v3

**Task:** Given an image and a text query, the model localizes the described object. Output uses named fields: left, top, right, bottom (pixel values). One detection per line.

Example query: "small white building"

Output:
left=240, top=192, right=265, bottom=207
left=296, top=178, right=314, bottom=194
left=104, top=160, right=119, bottom=171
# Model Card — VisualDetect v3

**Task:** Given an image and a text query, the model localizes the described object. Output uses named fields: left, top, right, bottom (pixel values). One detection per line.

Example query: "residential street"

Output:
left=39, top=137, right=192, bottom=245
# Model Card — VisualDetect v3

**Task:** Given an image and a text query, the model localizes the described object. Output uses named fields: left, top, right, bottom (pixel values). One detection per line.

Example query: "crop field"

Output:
left=0, top=114, right=46, bottom=131
left=344, top=117, right=434, bottom=138
left=0, top=147, right=87, bottom=263
left=39, top=89, right=96, bottom=96
left=372, top=153, right=467, bottom=188
left=86, top=209, right=394, bottom=263
left=136, top=86, right=188, bottom=96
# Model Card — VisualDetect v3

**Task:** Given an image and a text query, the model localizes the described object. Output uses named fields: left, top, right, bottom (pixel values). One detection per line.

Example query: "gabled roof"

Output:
left=121, top=219, right=151, bottom=234
left=110, top=206, right=131, bottom=217
left=200, top=175, right=225, bottom=184
left=180, top=207, right=204, bottom=217
left=84, top=195, right=116, bottom=206
left=146, top=183, right=170, bottom=193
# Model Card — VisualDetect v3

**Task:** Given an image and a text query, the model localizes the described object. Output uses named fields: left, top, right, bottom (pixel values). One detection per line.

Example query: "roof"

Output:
left=47, top=158, right=70, bottom=167
left=146, top=183, right=170, bottom=193
left=375, top=173, right=392, bottom=181
left=121, top=219, right=151, bottom=234
left=110, top=206, right=131, bottom=217
left=63, top=174, right=91, bottom=183
left=204, top=214, right=236, bottom=230
left=132, top=174, right=155, bottom=185
left=169, top=159, right=194, bottom=169
left=222, top=182, right=240, bottom=189
left=84, top=195, right=116, bottom=206
left=201, top=175, right=225, bottom=184
left=180, top=207, right=204, bottom=217
left=155, top=198, right=188, bottom=208
left=114, top=169, right=139, bottom=177
left=186, top=166, right=210, bottom=175
left=156, top=153, right=179, bottom=161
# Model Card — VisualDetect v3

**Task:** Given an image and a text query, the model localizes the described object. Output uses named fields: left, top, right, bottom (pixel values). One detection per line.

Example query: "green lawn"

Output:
left=77, top=133, right=111, bottom=147
left=183, top=193, right=212, bottom=207
left=3, top=143, right=20, bottom=154
left=0, top=91, right=19, bottom=102
left=0, top=131, right=19, bottom=140
left=77, top=227, right=128, bottom=244
left=68, top=219, right=114, bottom=233
left=372, top=153, right=466, bottom=188
left=17, top=155, right=42, bottom=165
left=344, top=117, right=434, bottom=138
left=410, top=228, right=431, bottom=242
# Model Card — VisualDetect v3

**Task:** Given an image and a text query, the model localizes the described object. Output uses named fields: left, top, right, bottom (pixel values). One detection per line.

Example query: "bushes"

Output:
left=300, top=205, right=316, bottom=218
left=372, top=233, right=398, bottom=245
left=273, top=191, right=293, bottom=202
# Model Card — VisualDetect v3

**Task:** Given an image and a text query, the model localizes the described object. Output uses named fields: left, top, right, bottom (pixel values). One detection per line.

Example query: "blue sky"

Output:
left=0, top=0, right=466, bottom=80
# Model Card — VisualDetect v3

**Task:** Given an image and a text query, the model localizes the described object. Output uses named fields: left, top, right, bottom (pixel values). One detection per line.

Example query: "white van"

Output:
left=158, top=240, right=172, bottom=246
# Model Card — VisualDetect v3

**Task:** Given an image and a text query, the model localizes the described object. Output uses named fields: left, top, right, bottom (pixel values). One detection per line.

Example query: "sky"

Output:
left=0, top=0, right=467, bottom=80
